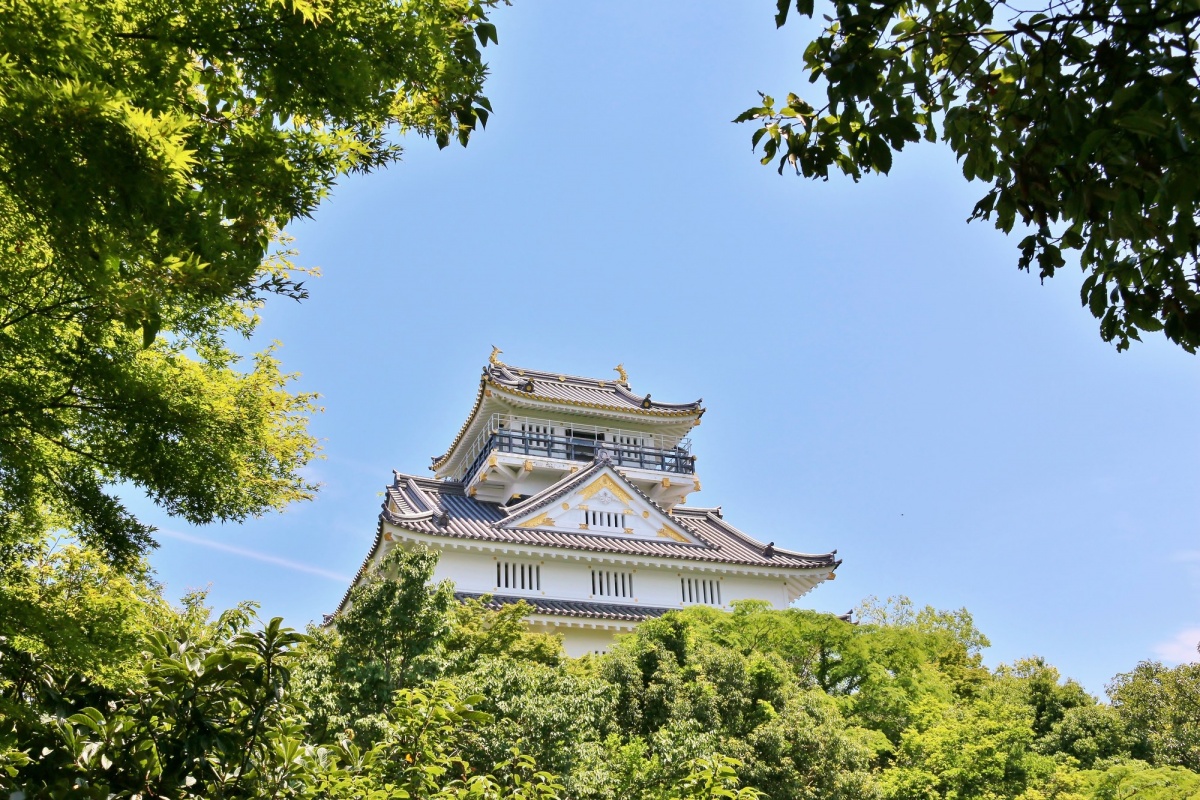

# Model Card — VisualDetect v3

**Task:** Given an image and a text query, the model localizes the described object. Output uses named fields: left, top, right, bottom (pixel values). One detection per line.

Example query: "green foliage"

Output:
left=448, top=657, right=616, bottom=785
left=3, top=572, right=565, bottom=799
left=1108, top=657, right=1200, bottom=771
left=731, top=690, right=879, bottom=800
left=440, top=595, right=565, bottom=675
left=994, top=658, right=1095, bottom=739
left=0, top=0, right=501, bottom=564
left=6, top=543, right=1200, bottom=800
left=294, top=546, right=568, bottom=745
left=0, top=535, right=162, bottom=697
left=1038, top=705, right=1135, bottom=769
left=1078, top=759, right=1200, bottom=800
left=297, top=545, right=456, bottom=740
left=0, top=212, right=320, bottom=566
left=741, top=0, right=1200, bottom=352
left=668, top=755, right=765, bottom=800
left=881, top=694, right=1054, bottom=800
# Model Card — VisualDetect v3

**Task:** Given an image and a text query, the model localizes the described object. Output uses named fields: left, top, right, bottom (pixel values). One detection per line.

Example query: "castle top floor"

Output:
left=431, top=350, right=706, bottom=508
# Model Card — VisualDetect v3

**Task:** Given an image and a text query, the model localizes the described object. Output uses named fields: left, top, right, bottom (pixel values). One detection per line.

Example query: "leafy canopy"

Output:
left=6, top=543, right=1200, bottom=800
left=0, top=0, right=499, bottom=565
left=740, top=0, right=1200, bottom=352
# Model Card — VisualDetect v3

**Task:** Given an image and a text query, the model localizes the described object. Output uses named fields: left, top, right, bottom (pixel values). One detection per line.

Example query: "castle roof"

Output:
left=431, top=358, right=704, bottom=472
left=381, top=465, right=838, bottom=571
left=485, top=362, right=704, bottom=415
left=455, top=591, right=673, bottom=623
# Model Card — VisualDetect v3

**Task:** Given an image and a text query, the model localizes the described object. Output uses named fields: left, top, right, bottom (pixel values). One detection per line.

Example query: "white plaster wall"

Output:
left=429, top=548, right=499, bottom=592
left=719, top=574, right=790, bottom=608
left=559, top=627, right=622, bottom=657
left=426, top=544, right=793, bottom=611
left=539, top=558, right=590, bottom=599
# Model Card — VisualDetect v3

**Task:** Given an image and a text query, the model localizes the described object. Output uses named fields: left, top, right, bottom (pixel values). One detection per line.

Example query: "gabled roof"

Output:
left=431, top=359, right=705, bottom=472
left=499, top=456, right=702, bottom=544
left=380, top=468, right=839, bottom=571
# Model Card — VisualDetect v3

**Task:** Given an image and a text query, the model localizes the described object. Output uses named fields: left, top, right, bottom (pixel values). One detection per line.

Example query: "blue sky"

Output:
left=134, top=1, right=1199, bottom=695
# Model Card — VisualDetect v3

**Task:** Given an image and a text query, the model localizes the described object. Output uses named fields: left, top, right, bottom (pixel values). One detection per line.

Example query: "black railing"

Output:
left=463, top=430, right=695, bottom=482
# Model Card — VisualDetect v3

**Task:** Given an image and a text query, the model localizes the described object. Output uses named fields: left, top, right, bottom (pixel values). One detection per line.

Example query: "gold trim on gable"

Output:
left=658, top=526, right=690, bottom=543
left=579, top=473, right=632, bottom=504
left=518, top=512, right=555, bottom=529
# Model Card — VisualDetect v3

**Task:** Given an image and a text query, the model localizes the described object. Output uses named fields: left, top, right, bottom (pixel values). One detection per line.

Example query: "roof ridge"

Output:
left=404, top=477, right=442, bottom=514
left=696, top=511, right=838, bottom=561
left=485, top=363, right=703, bottom=410
left=491, top=364, right=623, bottom=387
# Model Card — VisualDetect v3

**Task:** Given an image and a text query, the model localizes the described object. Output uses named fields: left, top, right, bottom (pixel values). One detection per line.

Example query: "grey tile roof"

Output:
left=486, top=363, right=704, bottom=415
left=455, top=591, right=673, bottom=622
left=382, top=467, right=840, bottom=571
left=335, top=462, right=840, bottom=618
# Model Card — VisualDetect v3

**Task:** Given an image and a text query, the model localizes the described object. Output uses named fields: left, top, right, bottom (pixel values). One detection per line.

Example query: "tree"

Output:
left=880, top=693, right=1054, bottom=800
left=438, top=594, right=564, bottom=675
left=0, top=535, right=162, bottom=700
left=740, top=0, right=1200, bottom=352
left=1038, top=705, right=1134, bottom=768
left=7, top=604, right=566, bottom=799
left=446, top=657, right=616, bottom=788
left=1108, top=658, right=1200, bottom=770
left=297, top=545, right=456, bottom=741
left=0, top=0, right=500, bottom=565
left=993, top=657, right=1094, bottom=739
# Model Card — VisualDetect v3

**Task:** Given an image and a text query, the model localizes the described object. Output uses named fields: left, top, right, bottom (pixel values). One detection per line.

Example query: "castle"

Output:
left=339, top=351, right=840, bottom=656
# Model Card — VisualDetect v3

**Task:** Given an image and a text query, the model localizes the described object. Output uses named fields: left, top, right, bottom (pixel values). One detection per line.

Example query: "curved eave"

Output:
left=488, top=382, right=701, bottom=420
left=333, top=517, right=385, bottom=618
left=431, top=377, right=489, bottom=472
left=673, top=507, right=841, bottom=566
left=489, top=365, right=704, bottom=412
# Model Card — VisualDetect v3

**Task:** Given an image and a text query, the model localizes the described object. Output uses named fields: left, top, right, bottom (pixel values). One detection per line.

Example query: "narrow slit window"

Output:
left=592, top=568, right=634, bottom=599
left=586, top=511, right=627, bottom=530
left=681, top=578, right=721, bottom=606
left=497, top=561, right=541, bottom=593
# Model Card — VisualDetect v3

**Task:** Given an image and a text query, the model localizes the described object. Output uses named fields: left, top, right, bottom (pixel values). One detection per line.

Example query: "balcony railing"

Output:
left=459, top=414, right=695, bottom=482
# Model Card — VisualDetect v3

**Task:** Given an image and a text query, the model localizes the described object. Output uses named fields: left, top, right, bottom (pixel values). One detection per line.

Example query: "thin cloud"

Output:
left=1152, top=626, right=1200, bottom=664
left=1172, top=550, right=1200, bottom=587
left=159, top=529, right=350, bottom=583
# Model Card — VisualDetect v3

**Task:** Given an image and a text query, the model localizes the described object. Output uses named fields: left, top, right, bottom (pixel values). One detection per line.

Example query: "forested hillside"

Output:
left=3, top=541, right=1198, bottom=798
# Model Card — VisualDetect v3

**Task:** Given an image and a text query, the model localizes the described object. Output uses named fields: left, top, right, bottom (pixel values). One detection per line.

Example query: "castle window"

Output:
left=497, top=561, right=541, bottom=592
left=681, top=577, right=721, bottom=606
left=586, top=510, right=627, bottom=530
left=520, top=422, right=553, bottom=450
left=591, top=568, right=634, bottom=599
left=612, top=433, right=652, bottom=466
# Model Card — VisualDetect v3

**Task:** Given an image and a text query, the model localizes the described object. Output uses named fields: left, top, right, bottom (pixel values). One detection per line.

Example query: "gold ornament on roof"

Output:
left=614, top=363, right=629, bottom=384
left=579, top=474, right=633, bottom=504
left=489, top=346, right=504, bottom=367
left=518, top=512, right=555, bottom=529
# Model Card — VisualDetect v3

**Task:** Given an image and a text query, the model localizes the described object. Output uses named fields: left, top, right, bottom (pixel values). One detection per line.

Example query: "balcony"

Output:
left=460, top=414, right=695, bottom=482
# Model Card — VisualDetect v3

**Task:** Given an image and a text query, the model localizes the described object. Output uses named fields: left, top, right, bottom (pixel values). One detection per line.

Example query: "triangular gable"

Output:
left=502, top=463, right=702, bottom=545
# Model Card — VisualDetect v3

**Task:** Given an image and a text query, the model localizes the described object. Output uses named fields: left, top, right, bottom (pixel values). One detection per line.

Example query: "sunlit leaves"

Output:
left=740, top=0, right=1200, bottom=352
left=0, top=0, right=503, bottom=563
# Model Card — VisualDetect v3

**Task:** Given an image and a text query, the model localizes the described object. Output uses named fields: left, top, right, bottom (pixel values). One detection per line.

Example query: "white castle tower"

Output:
left=339, top=350, right=841, bottom=656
